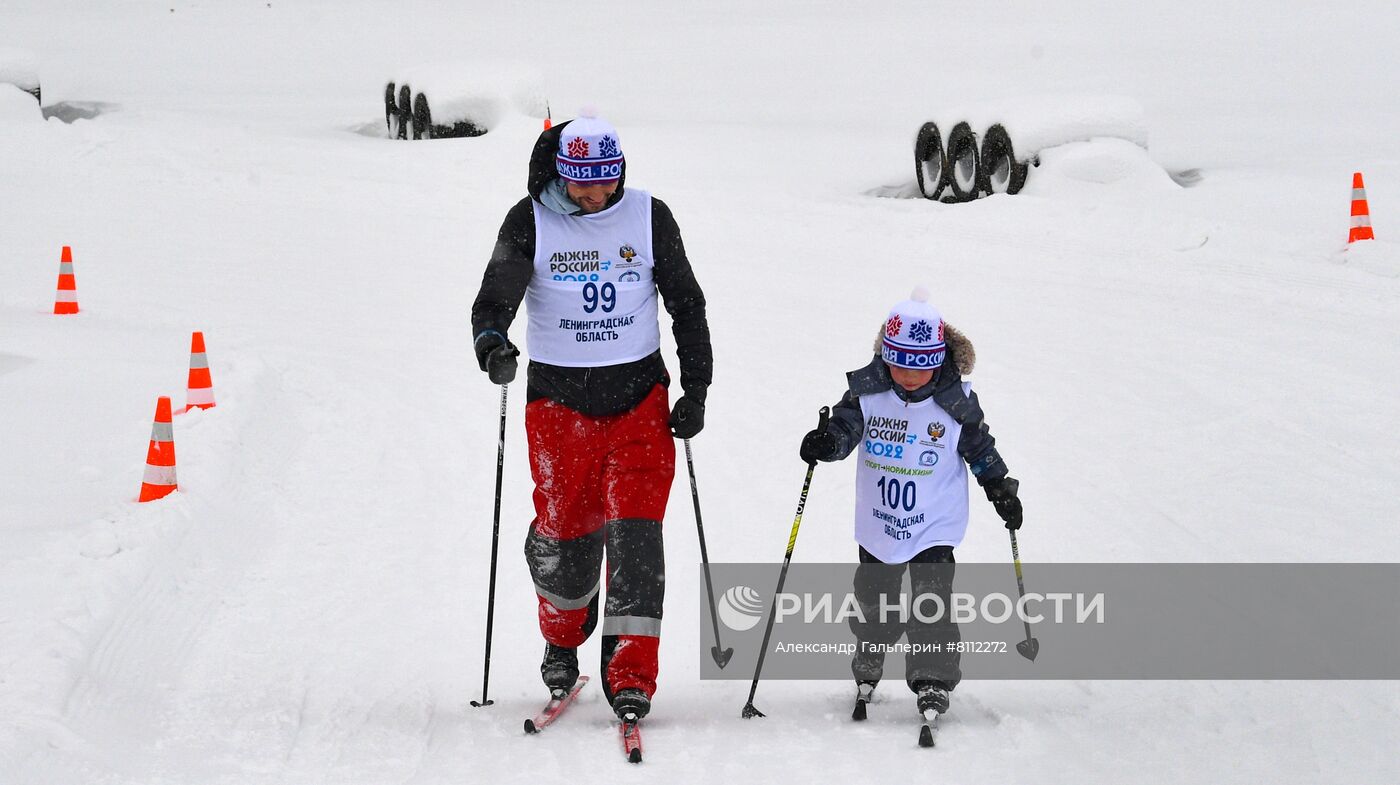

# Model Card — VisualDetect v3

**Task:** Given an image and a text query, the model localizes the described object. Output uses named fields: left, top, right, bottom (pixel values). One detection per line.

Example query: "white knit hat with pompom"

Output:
left=880, top=286, right=946, bottom=370
left=556, top=107, right=624, bottom=184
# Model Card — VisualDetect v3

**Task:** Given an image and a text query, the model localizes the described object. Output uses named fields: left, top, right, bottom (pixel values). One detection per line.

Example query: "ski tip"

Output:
left=628, top=748, right=643, bottom=764
left=918, top=724, right=935, bottom=748
left=523, top=719, right=538, bottom=734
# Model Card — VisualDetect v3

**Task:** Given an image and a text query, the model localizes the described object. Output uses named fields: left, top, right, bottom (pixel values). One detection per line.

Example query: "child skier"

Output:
left=797, top=287, right=1023, bottom=723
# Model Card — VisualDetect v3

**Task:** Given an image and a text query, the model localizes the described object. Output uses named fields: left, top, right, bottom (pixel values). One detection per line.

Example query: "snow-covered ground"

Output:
left=3, top=1, right=1399, bottom=783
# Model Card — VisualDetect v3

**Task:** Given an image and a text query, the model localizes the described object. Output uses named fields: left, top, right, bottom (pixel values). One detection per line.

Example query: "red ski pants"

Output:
left=523, top=384, right=675, bottom=699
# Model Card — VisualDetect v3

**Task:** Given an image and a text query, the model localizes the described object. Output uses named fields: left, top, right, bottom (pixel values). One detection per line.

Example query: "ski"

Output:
left=918, top=709, right=941, bottom=748
left=618, top=715, right=644, bottom=763
left=852, top=682, right=874, bottom=722
left=523, top=675, right=589, bottom=734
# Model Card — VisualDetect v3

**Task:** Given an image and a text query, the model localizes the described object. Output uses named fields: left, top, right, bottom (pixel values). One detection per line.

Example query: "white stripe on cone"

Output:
left=186, top=387, right=215, bottom=406
left=142, top=464, right=178, bottom=486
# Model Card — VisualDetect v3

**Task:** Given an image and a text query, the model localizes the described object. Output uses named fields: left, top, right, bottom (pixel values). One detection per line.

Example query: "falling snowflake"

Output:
left=599, top=135, right=620, bottom=158
left=567, top=137, right=590, bottom=158
left=885, top=315, right=903, bottom=337
left=909, top=319, right=933, bottom=343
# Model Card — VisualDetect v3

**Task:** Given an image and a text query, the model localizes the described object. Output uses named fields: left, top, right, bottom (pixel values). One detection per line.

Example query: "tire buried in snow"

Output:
left=413, top=93, right=431, bottom=140
left=914, top=121, right=947, bottom=201
left=397, top=84, right=413, bottom=140
left=944, top=122, right=980, bottom=203
left=384, top=82, right=397, bottom=136
left=979, top=124, right=1028, bottom=195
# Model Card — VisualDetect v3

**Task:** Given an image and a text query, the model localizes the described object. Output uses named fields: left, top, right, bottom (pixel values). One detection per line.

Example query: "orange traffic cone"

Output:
left=183, top=331, right=216, bottom=412
left=54, top=246, right=78, bottom=314
left=138, top=396, right=178, bottom=502
left=1349, top=172, right=1375, bottom=243
left=544, top=102, right=552, bottom=131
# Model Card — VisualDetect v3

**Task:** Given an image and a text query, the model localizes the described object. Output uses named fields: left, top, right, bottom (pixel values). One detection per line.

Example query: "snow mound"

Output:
left=871, top=95, right=1153, bottom=199
left=0, top=46, right=39, bottom=91
left=0, top=83, right=42, bottom=124
left=391, top=62, right=547, bottom=130
left=868, top=135, right=1170, bottom=201
left=935, top=93, right=1148, bottom=158
left=1021, top=137, right=1178, bottom=195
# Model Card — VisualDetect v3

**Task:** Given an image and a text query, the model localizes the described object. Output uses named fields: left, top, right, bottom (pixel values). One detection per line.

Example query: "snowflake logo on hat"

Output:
left=885, top=315, right=903, bottom=338
left=599, top=135, right=620, bottom=158
left=909, top=320, right=933, bottom=343
left=567, top=137, right=590, bottom=158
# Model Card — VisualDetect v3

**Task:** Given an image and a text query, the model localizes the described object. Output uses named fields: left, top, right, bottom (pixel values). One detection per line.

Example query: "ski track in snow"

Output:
left=4, top=1, right=1400, bottom=783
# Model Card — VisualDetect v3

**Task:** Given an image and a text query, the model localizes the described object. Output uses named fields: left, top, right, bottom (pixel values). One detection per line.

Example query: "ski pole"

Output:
left=471, top=383, right=509, bottom=707
left=1007, top=508, right=1040, bottom=661
left=742, top=406, right=829, bottom=719
left=685, top=439, right=734, bottom=669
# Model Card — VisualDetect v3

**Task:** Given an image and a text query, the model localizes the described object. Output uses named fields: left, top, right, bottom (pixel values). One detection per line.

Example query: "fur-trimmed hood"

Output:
left=871, top=322, right=976, bottom=377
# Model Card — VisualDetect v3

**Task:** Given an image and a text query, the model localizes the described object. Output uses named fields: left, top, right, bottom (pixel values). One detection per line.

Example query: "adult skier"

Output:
left=797, top=288, right=1022, bottom=725
left=470, top=111, right=712, bottom=724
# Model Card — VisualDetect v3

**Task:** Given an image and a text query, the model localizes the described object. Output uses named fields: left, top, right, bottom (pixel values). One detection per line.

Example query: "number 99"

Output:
left=582, top=282, right=617, bottom=313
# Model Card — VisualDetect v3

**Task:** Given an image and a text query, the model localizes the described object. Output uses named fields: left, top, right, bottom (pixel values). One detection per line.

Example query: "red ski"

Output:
left=618, top=716, right=643, bottom=763
left=523, top=675, right=589, bottom=734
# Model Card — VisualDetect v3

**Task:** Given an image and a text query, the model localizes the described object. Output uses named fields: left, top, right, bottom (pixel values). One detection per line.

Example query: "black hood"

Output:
left=527, top=119, right=628, bottom=205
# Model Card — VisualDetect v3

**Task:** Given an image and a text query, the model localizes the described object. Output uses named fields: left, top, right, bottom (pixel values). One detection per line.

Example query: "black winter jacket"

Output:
left=471, top=120, right=712, bottom=417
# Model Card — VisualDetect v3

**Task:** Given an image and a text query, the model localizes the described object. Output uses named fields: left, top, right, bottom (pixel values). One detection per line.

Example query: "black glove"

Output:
left=984, top=477, right=1023, bottom=530
left=799, top=428, right=837, bottom=464
left=669, top=396, right=705, bottom=439
left=474, top=331, right=519, bottom=385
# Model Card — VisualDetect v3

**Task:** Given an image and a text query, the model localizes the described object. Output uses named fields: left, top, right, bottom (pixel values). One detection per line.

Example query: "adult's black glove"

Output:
left=669, top=396, right=705, bottom=439
left=799, top=428, right=837, bottom=464
left=474, top=330, right=519, bottom=385
left=984, top=477, right=1023, bottom=530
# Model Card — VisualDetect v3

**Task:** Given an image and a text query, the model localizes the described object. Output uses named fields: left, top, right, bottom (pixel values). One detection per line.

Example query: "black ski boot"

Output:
left=540, top=643, right=579, bottom=694
left=914, top=682, right=950, bottom=716
left=611, top=688, right=651, bottom=721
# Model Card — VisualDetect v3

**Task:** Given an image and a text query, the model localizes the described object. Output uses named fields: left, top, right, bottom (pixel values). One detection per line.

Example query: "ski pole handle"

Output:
left=803, top=405, right=832, bottom=468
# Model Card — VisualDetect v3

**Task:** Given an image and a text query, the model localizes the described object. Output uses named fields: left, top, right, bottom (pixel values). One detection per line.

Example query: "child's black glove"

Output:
left=669, top=396, right=705, bottom=439
left=983, top=477, right=1023, bottom=530
left=474, top=331, right=519, bottom=385
left=799, top=428, right=837, bottom=464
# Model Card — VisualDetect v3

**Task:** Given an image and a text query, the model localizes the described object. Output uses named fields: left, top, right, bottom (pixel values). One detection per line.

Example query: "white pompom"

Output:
left=910, top=285, right=930, bottom=302
left=578, top=104, right=598, bottom=119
